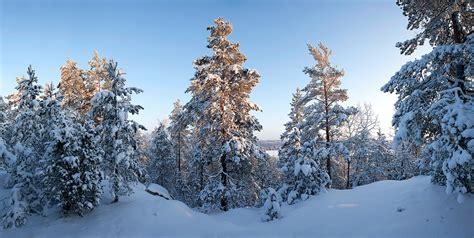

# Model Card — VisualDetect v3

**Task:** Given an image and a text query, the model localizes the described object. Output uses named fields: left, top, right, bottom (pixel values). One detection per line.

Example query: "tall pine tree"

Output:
left=90, top=60, right=145, bottom=203
left=301, top=43, right=353, bottom=183
left=182, top=18, right=264, bottom=211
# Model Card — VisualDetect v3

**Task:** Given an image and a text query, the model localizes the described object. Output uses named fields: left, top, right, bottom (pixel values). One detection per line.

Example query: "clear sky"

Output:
left=0, top=0, right=430, bottom=140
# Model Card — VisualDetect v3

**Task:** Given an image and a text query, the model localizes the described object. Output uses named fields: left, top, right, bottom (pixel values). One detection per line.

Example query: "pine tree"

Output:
left=147, top=123, right=176, bottom=191
left=169, top=100, right=191, bottom=174
left=278, top=88, right=311, bottom=198
left=182, top=18, right=264, bottom=211
left=90, top=60, right=145, bottom=203
left=59, top=59, right=88, bottom=114
left=42, top=86, right=102, bottom=216
left=0, top=136, right=12, bottom=170
left=382, top=0, right=473, bottom=202
left=0, top=96, right=8, bottom=128
left=395, top=0, right=472, bottom=56
left=83, top=51, right=110, bottom=113
left=279, top=88, right=304, bottom=165
left=277, top=88, right=330, bottom=203
left=3, top=66, right=44, bottom=228
left=168, top=99, right=192, bottom=200
left=287, top=143, right=329, bottom=204
left=0, top=97, right=14, bottom=170
left=300, top=43, right=353, bottom=182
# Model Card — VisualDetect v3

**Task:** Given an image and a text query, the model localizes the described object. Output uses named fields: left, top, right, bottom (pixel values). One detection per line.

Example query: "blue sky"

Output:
left=0, top=0, right=429, bottom=139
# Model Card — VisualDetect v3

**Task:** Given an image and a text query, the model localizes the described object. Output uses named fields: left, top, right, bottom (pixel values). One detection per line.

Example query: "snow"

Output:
left=266, top=150, right=278, bottom=157
left=301, top=163, right=311, bottom=176
left=1, top=176, right=473, bottom=237
left=146, top=183, right=171, bottom=200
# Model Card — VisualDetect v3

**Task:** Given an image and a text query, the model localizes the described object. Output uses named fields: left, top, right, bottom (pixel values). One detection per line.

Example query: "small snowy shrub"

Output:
left=261, top=187, right=282, bottom=222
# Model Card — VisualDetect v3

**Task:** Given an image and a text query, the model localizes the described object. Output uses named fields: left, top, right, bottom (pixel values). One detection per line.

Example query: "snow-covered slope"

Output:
left=1, top=176, right=473, bottom=238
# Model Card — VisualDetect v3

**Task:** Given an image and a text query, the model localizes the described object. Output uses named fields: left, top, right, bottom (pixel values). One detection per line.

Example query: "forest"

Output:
left=0, top=0, right=472, bottom=237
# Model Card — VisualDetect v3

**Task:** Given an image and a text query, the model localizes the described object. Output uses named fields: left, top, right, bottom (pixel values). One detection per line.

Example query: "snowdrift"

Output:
left=1, top=176, right=472, bottom=237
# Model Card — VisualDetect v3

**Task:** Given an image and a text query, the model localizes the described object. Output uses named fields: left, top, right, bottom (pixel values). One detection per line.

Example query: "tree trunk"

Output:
left=451, top=11, right=466, bottom=93
left=219, top=87, right=229, bottom=211
left=177, top=133, right=181, bottom=172
left=324, top=83, right=332, bottom=181
left=112, top=167, right=119, bottom=203
left=220, top=154, right=228, bottom=211
left=346, top=161, right=351, bottom=189
left=111, top=80, right=119, bottom=204
left=400, top=160, right=404, bottom=180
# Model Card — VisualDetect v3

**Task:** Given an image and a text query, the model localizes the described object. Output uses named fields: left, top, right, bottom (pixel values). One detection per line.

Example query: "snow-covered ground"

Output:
left=1, top=176, right=472, bottom=237
left=266, top=150, right=278, bottom=158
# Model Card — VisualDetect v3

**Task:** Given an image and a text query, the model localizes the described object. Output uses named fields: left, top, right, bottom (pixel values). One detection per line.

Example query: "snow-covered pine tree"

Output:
left=182, top=18, right=264, bottom=211
left=59, top=59, right=88, bottom=114
left=0, top=96, right=14, bottom=170
left=90, top=60, right=145, bottom=203
left=169, top=100, right=191, bottom=174
left=168, top=99, right=192, bottom=200
left=279, top=88, right=304, bottom=170
left=147, top=123, right=176, bottom=191
left=261, top=187, right=282, bottom=222
left=278, top=89, right=305, bottom=201
left=395, top=0, right=472, bottom=56
left=300, top=43, right=353, bottom=183
left=83, top=51, right=110, bottom=113
left=286, top=142, right=330, bottom=204
left=382, top=0, right=473, bottom=202
left=42, top=86, right=102, bottom=216
left=75, top=119, right=103, bottom=212
left=2, top=66, right=44, bottom=228
left=0, top=96, right=8, bottom=130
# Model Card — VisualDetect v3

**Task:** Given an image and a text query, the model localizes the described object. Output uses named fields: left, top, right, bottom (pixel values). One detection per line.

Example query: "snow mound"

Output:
left=1, top=176, right=473, bottom=237
left=145, top=183, right=172, bottom=200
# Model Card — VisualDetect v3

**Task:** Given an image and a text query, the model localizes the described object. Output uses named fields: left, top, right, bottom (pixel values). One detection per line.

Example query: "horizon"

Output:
left=0, top=0, right=431, bottom=140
